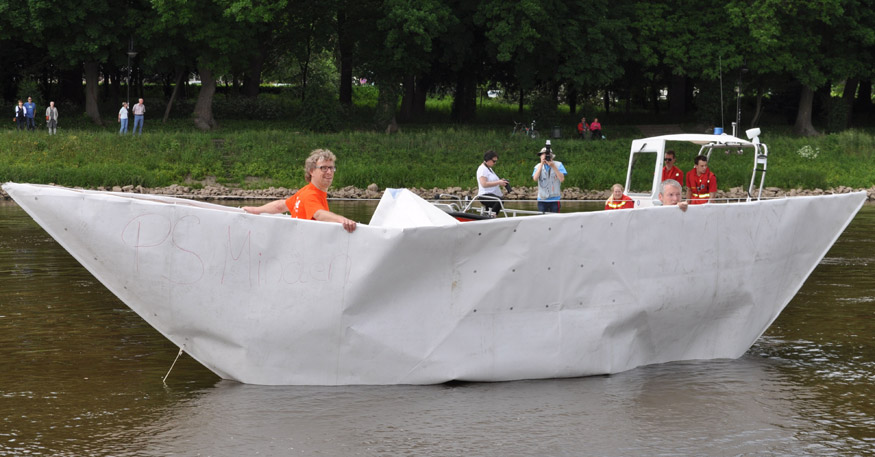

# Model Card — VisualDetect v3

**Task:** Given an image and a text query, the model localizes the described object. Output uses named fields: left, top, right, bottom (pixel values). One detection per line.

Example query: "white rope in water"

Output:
left=162, top=346, right=185, bottom=384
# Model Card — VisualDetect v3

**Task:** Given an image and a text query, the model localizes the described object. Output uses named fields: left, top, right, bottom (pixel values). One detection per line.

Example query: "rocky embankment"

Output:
left=3, top=183, right=875, bottom=202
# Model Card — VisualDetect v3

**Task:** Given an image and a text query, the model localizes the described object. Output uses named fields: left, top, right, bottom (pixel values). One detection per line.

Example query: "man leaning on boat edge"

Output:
left=242, top=149, right=358, bottom=233
left=659, top=179, right=688, bottom=212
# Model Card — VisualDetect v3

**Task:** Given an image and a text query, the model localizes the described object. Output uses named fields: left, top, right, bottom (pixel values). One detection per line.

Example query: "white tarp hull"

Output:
left=3, top=183, right=866, bottom=385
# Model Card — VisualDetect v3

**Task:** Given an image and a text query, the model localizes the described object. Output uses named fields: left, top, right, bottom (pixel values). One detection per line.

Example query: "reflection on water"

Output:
left=1, top=200, right=873, bottom=456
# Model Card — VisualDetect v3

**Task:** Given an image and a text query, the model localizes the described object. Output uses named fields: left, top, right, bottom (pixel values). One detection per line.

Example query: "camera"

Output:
left=542, top=140, right=553, bottom=162
left=505, top=181, right=512, bottom=193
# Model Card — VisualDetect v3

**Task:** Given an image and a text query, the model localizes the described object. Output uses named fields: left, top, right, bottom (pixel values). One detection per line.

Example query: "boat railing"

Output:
left=432, top=194, right=541, bottom=218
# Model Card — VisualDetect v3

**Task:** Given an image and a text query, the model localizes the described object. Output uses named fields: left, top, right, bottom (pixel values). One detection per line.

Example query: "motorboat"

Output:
left=625, top=127, right=769, bottom=207
left=3, top=129, right=865, bottom=385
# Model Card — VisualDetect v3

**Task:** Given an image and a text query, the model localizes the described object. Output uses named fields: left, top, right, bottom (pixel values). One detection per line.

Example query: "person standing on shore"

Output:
left=118, top=102, right=129, bottom=134
left=45, top=101, right=58, bottom=135
left=132, top=98, right=145, bottom=135
left=533, top=145, right=566, bottom=213
left=25, top=97, right=36, bottom=131
left=242, top=149, right=357, bottom=233
left=14, top=100, right=27, bottom=131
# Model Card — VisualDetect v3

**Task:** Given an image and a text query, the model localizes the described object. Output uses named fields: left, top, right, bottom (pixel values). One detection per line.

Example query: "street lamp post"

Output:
left=126, top=38, right=138, bottom=106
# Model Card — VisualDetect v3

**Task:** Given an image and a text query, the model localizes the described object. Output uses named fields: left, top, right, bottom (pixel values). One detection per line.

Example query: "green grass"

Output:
left=2, top=95, right=874, bottom=193
left=2, top=125, right=873, bottom=192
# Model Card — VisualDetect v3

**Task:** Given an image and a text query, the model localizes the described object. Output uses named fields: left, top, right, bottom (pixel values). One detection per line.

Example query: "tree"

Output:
left=26, top=0, right=132, bottom=125
left=151, top=0, right=286, bottom=130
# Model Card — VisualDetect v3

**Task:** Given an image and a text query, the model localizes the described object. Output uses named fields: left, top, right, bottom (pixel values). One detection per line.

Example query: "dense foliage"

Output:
left=2, top=0, right=875, bottom=135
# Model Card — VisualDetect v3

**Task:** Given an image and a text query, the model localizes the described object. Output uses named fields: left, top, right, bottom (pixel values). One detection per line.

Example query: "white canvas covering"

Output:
left=369, top=188, right=459, bottom=228
left=3, top=182, right=866, bottom=385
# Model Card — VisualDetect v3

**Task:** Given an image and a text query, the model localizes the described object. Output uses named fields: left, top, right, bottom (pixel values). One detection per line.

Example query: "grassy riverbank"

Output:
left=2, top=123, right=874, bottom=192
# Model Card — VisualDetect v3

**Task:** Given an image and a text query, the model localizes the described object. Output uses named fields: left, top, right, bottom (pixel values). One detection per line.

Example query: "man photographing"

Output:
left=532, top=140, right=567, bottom=213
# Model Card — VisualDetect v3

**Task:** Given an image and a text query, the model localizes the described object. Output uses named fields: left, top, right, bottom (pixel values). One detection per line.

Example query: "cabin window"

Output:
left=628, top=152, right=658, bottom=194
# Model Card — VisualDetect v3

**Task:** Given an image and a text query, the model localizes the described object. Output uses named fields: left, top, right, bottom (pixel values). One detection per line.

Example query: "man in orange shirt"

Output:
left=685, top=155, right=717, bottom=205
left=661, top=150, right=684, bottom=184
left=243, top=149, right=357, bottom=232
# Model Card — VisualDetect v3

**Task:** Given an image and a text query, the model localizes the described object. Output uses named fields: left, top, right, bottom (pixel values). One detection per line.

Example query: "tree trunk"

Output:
left=567, top=87, right=578, bottom=115
left=299, top=24, right=314, bottom=103
left=842, top=78, right=858, bottom=129
left=399, top=74, right=415, bottom=121
left=59, top=67, right=84, bottom=105
left=603, top=90, right=610, bottom=114
left=193, top=65, right=218, bottom=131
left=109, top=67, right=121, bottom=107
left=855, top=80, right=872, bottom=113
left=669, top=74, right=686, bottom=116
left=413, top=74, right=430, bottom=116
left=518, top=88, right=524, bottom=114
left=793, top=85, right=819, bottom=136
left=375, top=80, right=399, bottom=133
left=750, top=83, right=764, bottom=128
left=84, top=61, right=103, bottom=126
left=242, top=47, right=265, bottom=98
left=164, top=68, right=186, bottom=123
left=337, top=10, right=354, bottom=107
left=451, top=73, right=476, bottom=122
left=650, top=84, right=660, bottom=115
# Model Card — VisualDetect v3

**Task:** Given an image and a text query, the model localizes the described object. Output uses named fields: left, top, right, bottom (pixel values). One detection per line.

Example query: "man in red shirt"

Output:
left=661, top=150, right=684, bottom=184
left=685, top=155, right=717, bottom=205
left=577, top=117, right=589, bottom=139
left=243, top=149, right=357, bottom=232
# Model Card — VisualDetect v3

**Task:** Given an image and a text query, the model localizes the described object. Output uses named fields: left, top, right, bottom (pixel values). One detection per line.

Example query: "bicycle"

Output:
left=511, top=120, right=538, bottom=139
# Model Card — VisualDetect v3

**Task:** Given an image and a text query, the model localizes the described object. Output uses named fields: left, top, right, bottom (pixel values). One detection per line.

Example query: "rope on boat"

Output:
left=162, top=346, right=185, bottom=385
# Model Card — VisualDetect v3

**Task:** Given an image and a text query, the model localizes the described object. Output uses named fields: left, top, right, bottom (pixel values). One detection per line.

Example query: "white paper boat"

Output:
left=4, top=127, right=865, bottom=385
left=3, top=177, right=864, bottom=385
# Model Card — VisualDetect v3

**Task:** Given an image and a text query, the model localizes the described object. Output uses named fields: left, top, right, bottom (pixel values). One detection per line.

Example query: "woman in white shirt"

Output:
left=118, top=102, right=129, bottom=134
left=476, top=150, right=509, bottom=214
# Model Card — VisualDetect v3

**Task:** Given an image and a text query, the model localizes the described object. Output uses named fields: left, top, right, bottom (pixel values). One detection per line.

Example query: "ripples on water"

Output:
left=1, top=201, right=873, bottom=456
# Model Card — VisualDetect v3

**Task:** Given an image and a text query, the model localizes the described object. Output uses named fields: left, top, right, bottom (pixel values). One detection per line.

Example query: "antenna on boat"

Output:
left=719, top=55, right=725, bottom=131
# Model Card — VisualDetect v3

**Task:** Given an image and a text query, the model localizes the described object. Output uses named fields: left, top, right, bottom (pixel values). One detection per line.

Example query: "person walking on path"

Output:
left=118, top=102, right=129, bottom=134
left=25, top=97, right=36, bottom=131
left=132, top=98, right=145, bottom=135
left=45, top=101, right=58, bottom=135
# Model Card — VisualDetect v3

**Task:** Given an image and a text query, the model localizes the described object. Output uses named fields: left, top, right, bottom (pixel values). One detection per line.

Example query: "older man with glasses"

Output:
left=242, top=148, right=357, bottom=232
left=661, top=150, right=684, bottom=185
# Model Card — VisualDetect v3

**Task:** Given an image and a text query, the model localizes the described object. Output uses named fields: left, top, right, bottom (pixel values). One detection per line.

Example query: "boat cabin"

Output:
left=624, top=128, right=769, bottom=207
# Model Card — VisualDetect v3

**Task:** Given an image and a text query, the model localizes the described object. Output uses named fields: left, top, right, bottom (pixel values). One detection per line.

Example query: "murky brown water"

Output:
left=1, top=200, right=873, bottom=456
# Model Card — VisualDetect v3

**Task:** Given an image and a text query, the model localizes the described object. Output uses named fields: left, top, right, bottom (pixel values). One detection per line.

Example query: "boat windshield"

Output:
left=628, top=151, right=658, bottom=194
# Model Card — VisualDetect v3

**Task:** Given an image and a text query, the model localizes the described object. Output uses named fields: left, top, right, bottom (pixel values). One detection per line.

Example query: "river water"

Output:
left=1, top=200, right=873, bottom=456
